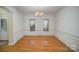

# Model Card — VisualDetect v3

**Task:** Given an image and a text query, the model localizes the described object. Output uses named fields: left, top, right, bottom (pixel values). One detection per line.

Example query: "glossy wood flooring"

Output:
left=0, top=36, right=74, bottom=52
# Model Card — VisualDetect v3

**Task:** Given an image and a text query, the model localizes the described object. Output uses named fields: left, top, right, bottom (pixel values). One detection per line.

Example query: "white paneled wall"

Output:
left=24, top=15, right=54, bottom=36
left=54, top=7, right=79, bottom=51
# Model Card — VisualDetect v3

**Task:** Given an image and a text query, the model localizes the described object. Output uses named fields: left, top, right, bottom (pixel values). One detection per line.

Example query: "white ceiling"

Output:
left=14, top=6, right=64, bottom=15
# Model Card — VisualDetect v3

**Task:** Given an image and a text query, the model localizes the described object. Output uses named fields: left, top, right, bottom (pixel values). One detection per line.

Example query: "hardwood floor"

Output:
left=0, top=36, right=74, bottom=52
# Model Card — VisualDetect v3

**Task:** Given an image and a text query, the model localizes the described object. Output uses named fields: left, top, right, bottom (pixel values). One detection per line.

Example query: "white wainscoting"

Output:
left=55, top=30, right=79, bottom=52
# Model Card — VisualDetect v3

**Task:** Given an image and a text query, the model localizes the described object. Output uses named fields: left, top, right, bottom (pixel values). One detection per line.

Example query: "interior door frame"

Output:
left=7, top=13, right=14, bottom=45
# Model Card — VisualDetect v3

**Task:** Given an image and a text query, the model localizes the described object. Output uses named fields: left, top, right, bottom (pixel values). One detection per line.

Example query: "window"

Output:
left=43, top=19, right=49, bottom=31
left=30, top=19, right=35, bottom=31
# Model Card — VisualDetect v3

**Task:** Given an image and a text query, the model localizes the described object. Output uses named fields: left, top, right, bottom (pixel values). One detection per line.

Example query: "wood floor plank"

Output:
left=0, top=36, right=74, bottom=52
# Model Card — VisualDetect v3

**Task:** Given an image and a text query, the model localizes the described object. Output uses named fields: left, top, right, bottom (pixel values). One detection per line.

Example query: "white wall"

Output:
left=6, top=7, right=25, bottom=45
left=54, top=7, right=79, bottom=51
left=24, top=14, right=54, bottom=35
left=13, top=9, right=24, bottom=45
